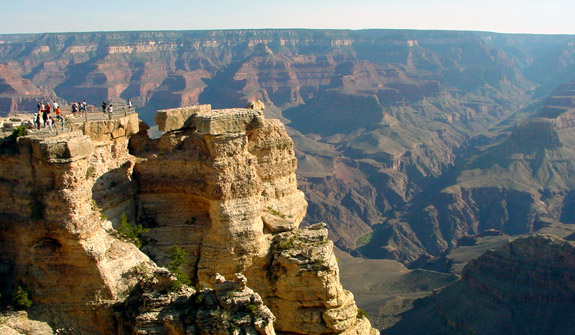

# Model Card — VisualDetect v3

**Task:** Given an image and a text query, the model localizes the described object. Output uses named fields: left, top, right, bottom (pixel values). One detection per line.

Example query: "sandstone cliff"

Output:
left=0, top=106, right=377, bottom=335
left=387, top=234, right=575, bottom=335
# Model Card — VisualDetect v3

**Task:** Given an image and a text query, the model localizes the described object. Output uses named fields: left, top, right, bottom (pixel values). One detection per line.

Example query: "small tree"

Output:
left=12, top=285, right=32, bottom=309
left=117, top=213, right=149, bottom=248
left=10, top=126, right=27, bottom=139
left=168, top=245, right=191, bottom=291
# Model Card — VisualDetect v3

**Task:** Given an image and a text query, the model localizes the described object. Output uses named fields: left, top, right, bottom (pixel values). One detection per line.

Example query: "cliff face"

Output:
left=387, top=235, right=575, bottom=335
left=0, top=106, right=377, bottom=334
left=0, top=114, right=151, bottom=333
left=462, top=234, right=575, bottom=303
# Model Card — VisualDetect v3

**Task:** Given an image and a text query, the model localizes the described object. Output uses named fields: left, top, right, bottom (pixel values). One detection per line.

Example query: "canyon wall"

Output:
left=0, top=106, right=377, bottom=334
left=0, top=113, right=150, bottom=333
left=387, top=235, right=575, bottom=335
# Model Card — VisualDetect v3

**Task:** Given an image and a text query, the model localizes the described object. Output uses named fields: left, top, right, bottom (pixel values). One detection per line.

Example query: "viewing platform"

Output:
left=2, top=105, right=138, bottom=140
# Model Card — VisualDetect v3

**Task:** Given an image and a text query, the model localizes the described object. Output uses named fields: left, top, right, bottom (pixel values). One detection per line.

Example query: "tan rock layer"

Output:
left=0, top=107, right=377, bottom=335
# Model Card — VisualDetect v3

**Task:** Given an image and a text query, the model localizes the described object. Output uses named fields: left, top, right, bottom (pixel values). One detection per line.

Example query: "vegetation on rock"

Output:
left=117, top=213, right=149, bottom=248
left=12, top=285, right=32, bottom=310
left=168, top=245, right=191, bottom=291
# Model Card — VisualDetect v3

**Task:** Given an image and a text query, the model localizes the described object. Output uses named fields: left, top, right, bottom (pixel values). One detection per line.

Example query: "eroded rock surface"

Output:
left=118, top=271, right=276, bottom=335
left=0, top=106, right=377, bottom=334
left=387, top=234, right=575, bottom=335
left=463, top=234, right=575, bottom=303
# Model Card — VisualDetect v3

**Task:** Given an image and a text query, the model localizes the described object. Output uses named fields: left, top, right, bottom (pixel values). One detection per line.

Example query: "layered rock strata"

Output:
left=0, top=106, right=377, bottom=334
left=462, top=234, right=575, bottom=303
left=387, top=234, right=575, bottom=335
left=132, top=106, right=375, bottom=334
left=0, top=113, right=152, bottom=334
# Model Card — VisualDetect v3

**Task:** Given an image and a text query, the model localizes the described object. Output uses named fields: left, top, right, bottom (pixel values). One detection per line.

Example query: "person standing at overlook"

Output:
left=55, top=105, right=64, bottom=131
left=43, top=102, right=51, bottom=127
left=72, top=101, right=78, bottom=117
left=80, top=100, right=87, bottom=116
left=35, top=112, right=41, bottom=130
left=102, top=101, right=107, bottom=114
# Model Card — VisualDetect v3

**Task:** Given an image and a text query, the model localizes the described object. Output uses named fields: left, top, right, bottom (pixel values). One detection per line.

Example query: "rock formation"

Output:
left=395, top=82, right=575, bottom=259
left=117, top=271, right=276, bottom=335
left=387, top=234, right=575, bottom=335
left=0, top=105, right=377, bottom=334
left=462, top=234, right=575, bottom=303
left=0, top=311, right=53, bottom=335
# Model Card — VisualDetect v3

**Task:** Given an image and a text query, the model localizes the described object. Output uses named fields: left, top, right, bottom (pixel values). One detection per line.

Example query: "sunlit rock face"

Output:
left=0, top=106, right=377, bottom=335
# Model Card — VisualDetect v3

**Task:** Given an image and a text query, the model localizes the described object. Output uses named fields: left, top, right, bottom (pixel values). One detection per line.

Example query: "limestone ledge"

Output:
left=17, top=133, right=93, bottom=163
left=155, top=104, right=211, bottom=132
left=190, top=108, right=265, bottom=135
left=69, top=113, right=140, bottom=142
left=13, top=114, right=139, bottom=163
left=155, top=104, right=265, bottom=135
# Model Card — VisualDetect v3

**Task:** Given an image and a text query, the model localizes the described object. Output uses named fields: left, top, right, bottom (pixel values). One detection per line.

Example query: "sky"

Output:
left=2, top=0, right=575, bottom=35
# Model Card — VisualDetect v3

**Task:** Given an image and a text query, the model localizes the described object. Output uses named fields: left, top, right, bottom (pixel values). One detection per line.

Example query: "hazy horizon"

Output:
left=2, top=0, right=575, bottom=36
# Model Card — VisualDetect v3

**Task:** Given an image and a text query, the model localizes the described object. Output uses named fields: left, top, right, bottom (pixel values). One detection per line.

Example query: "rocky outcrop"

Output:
left=0, top=312, right=54, bottom=335
left=0, top=105, right=377, bottom=334
left=387, top=235, right=575, bottom=335
left=154, top=104, right=211, bottom=132
left=0, top=114, right=152, bottom=334
left=130, top=106, right=375, bottom=334
left=118, top=271, right=276, bottom=335
left=264, top=223, right=375, bottom=335
left=462, top=234, right=575, bottom=303
left=131, top=107, right=307, bottom=287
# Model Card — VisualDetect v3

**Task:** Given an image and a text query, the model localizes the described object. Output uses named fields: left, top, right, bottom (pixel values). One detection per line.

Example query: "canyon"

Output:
left=3, top=30, right=575, bottom=263
left=4, top=29, right=575, bottom=334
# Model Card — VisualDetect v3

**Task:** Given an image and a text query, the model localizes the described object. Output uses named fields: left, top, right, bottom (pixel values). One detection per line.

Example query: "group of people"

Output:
left=101, top=101, right=113, bottom=116
left=35, top=101, right=65, bottom=131
left=33, top=98, right=134, bottom=131
left=101, top=99, right=131, bottom=118
left=71, top=100, right=88, bottom=116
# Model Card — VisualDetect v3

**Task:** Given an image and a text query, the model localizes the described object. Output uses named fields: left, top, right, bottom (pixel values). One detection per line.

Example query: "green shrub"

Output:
left=86, top=166, right=96, bottom=179
left=0, top=126, right=27, bottom=154
left=168, top=245, right=191, bottom=291
left=193, top=293, right=204, bottom=304
left=267, top=206, right=286, bottom=219
left=355, top=232, right=373, bottom=248
left=247, top=303, right=258, bottom=314
left=12, top=285, right=32, bottom=309
left=117, top=213, right=149, bottom=248
left=357, top=308, right=368, bottom=319
left=10, top=126, right=27, bottom=139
